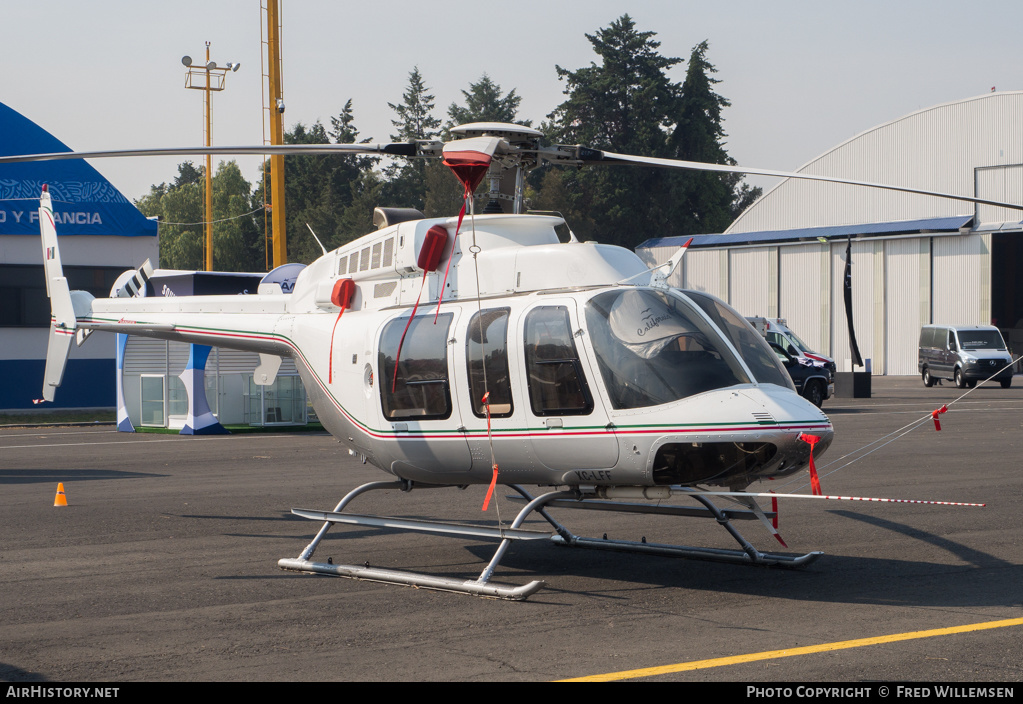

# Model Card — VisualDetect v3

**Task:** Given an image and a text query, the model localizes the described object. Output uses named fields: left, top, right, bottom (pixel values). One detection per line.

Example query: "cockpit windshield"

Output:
left=683, top=290, right=795, bottom=392
left=585, top=289, right=751, bottom=409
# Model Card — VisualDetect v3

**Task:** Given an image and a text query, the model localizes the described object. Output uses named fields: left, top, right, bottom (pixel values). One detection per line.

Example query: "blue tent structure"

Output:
left=0, top=101, right=157, bottom=410
left=0, top=102, right=157, bottom=238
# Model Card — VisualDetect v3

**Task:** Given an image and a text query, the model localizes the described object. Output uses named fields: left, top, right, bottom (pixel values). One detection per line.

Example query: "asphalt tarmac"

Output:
left=2, top=377, right=1021, bottom=682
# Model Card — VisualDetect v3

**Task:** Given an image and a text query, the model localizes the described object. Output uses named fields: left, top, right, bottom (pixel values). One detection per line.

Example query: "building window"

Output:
left=0, top=264, right=127, bottom=327
left=140, top=375, right=166, bottom=427
left=245, top=374, right=307, bottom=425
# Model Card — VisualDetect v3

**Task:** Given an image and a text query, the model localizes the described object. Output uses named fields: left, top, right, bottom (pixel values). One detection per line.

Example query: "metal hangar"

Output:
left=637, top=92, right=1023, bottom=376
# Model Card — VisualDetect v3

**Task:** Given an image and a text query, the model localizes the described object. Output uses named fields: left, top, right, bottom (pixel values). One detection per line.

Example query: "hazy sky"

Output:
left=4, top=1, right=1021, bottom=203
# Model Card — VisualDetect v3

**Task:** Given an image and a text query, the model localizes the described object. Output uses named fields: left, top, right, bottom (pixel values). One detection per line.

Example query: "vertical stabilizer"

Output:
left=39, top=186, right=76, bottom=402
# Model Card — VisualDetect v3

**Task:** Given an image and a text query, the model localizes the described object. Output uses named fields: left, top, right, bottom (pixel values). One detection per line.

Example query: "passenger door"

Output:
left=451, top=306, right=524, bottom=474
left=519, top=301, right=618, bottom=474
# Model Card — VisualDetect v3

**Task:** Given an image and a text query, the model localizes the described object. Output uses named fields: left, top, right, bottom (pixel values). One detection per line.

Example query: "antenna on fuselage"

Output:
left=305, top=223, right=328, bottom=257
left=614, top=237, right=693, bottom=289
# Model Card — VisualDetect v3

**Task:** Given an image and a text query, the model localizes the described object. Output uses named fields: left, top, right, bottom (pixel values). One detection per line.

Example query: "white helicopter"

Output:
left=8, top=122, right=1012, bottom=599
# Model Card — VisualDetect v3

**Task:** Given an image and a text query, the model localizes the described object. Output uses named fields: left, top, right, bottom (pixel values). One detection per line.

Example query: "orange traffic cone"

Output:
left=53, top=482, right=68, bottom=507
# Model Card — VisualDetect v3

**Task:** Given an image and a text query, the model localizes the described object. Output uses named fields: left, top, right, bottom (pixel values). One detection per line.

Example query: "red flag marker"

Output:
left=480, top=391, right=500, bottom=511
left=799, top=433, right=823, bottom=496
left=770, top=493, right=787, bottom=547
left=482, top=465, right=499, bottom=512
left=931, top=404, right=948, bottom=431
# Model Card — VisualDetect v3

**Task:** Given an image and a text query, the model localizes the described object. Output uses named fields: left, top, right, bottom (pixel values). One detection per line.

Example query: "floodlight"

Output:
left=182, top=56, right=192, bottom=67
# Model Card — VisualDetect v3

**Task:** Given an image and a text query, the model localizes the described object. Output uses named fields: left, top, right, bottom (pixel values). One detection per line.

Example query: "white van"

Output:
left=918, top=325, right=1013, bottom=389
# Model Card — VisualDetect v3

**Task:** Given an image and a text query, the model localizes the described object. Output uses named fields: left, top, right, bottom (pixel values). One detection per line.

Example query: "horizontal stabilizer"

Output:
left=80, top=320, right=175, bottom=334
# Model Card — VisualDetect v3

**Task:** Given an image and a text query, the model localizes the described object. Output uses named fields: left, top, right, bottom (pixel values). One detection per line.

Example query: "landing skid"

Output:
left=278, top=482, right=822, bottom=600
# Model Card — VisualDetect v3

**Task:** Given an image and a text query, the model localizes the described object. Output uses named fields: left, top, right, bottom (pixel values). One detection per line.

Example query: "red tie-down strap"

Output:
left=770, top=493, right=787, bottom=547
left=480, top=391, right=500, bottom=511
left=799, top=433, right=823, bottom=496
left=435, top=154, right=491, bottom=320
left=392, top=226, right=449, bottom=392
left=932, top=404, right=948, bottom=431
left=327, top=278, right=355, bottom=383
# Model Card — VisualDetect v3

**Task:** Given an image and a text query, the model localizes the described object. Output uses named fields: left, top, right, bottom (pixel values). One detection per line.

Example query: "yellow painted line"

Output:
left=559, top=616, right=1023, bottom=682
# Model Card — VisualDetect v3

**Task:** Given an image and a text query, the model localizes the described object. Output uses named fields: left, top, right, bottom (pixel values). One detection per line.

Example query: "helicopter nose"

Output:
left=740, top=385, right=831, bottom=429
left=739, top=384, right=834, bottom=471
left=646, top=384, right=834, bottom=487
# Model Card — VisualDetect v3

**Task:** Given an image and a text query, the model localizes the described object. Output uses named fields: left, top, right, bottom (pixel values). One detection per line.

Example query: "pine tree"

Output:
left=535, top=19, right=760, bottom=246
left=537, top=15, right=684, bottom=247
left=548, top=16, right=681, bottom=154
left=668, top=40, right=761, bottom=233
left=388, top=67, right=441, bottom=142
left=446, top=74, right=529, bottom=130
left=254, top=104, right=380, bottom=264
left=383, top=67, right=442, bottom=211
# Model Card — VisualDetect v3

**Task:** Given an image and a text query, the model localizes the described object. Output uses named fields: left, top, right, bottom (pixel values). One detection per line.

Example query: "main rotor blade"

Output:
left=577, top=149, right=1023, bottom=212
left=0, top=142, right=421, bottom=165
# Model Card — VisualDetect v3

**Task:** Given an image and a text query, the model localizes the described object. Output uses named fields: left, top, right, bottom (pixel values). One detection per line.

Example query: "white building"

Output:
left=637, top=92, right=1023, bottom=376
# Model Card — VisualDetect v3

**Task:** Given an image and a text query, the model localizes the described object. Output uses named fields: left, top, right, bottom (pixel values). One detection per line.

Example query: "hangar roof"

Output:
left=725, top=91, right=1023, bottom=233
left=637, top=215, right=974, bottom=251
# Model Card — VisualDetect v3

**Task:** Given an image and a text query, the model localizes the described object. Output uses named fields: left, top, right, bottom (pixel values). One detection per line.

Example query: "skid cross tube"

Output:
left=279, top=480, right=547, bottom=600
left=518, top=486, right=822, bottom=568
left=297, top=480, right=402, bottom=561
left=476, top=488, right=580, bottom=585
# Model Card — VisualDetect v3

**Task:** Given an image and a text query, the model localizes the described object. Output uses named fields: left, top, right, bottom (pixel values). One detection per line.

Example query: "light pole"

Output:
left=182, top=43, right=239, bottom=271
left=265, top=0, right=287, bottom=268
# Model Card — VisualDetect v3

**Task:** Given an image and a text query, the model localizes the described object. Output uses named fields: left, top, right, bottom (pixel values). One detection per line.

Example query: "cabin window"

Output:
left=379, top=313, right=453, bottom=421
left=467, top=308, right=513, bottom=418
left=524, top=306, right=593, bottom=416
